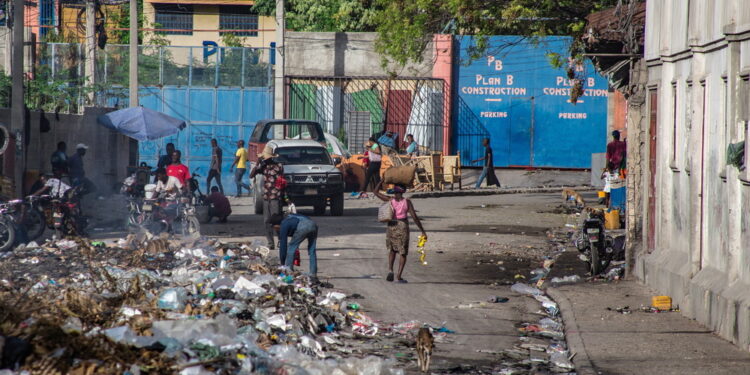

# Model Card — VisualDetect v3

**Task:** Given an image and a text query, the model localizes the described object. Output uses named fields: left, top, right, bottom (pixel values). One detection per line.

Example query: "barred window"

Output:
left=154, top=4, right=193, bottom=35
left=220, top=6, right=258, bottom=37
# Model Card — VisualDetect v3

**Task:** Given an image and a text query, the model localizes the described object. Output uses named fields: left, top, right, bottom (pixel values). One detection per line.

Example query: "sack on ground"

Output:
left=383, top=165, right=417, bottom=186
left=378, top=201, right=393, bottom=222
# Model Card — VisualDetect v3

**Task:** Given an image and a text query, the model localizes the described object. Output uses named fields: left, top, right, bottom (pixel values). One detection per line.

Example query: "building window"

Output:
left=220, top=6, right=258, bottom=37
left=154, top=4, right=193, bottom=35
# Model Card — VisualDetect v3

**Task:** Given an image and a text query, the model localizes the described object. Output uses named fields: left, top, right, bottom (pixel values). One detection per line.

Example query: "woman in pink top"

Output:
left=374, top=181, right=427, bottom=283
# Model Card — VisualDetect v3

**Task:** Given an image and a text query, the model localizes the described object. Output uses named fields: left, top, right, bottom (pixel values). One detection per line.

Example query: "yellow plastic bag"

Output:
left=417, top=235, right=428, bottom=265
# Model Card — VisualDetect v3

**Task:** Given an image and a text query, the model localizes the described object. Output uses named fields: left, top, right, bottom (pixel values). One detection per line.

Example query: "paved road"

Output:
left=195, top=192, right=570, bottom=372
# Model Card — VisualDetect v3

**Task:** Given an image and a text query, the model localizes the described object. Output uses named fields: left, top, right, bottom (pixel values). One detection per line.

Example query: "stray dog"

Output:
left=562, top=188, right=586, bottom=208
left=416, top=327, right=434, bottom=372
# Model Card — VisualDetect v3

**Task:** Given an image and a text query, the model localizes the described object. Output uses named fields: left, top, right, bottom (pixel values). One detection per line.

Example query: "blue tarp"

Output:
left=97, top=106, right=187, bottom=141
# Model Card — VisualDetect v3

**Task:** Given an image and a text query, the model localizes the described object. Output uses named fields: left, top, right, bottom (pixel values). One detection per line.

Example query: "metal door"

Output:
left=508, top=97, right=533, bottom=166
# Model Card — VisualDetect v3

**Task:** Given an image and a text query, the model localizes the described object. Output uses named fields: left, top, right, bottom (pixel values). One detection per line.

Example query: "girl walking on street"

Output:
left=374, top=181, right=427, bottom=283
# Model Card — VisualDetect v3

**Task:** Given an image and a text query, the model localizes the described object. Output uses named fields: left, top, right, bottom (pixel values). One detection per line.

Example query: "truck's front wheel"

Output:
left=330, top=194, right=344, bottom=216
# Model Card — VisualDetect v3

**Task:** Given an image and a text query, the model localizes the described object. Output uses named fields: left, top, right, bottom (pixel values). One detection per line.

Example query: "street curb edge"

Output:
left=408, top=186, right=595, bottom=199
left=546, top=287, right=598, bottom=375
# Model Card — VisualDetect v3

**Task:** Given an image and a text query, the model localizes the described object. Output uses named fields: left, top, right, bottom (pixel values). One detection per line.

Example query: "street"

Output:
left=200, top=191, right=577, bottom=372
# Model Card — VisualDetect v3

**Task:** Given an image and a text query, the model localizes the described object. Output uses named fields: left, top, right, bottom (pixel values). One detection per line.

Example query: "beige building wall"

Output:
left=143, top=2, right=275, bottom=48
left=641, top=0, right=750, bottom=352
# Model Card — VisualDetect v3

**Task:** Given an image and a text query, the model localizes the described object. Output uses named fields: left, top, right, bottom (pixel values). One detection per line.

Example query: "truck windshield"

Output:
left=276, top=147, right=332, bottom=165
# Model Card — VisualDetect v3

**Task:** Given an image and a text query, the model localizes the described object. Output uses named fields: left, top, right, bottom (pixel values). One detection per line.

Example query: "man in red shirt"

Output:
left=166, top=150, right=191, bottom=186
left=606, top=130, right=627, bottom=171
left=205, top=186, right=232, bottom=223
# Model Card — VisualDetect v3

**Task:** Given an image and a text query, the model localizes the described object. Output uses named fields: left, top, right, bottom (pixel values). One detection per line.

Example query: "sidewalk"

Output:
left=547, top=255, right=750, bottom=374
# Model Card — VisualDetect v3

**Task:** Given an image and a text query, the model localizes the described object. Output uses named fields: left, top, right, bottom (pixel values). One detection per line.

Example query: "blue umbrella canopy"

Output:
left=97, top=107, right=186, bottom=141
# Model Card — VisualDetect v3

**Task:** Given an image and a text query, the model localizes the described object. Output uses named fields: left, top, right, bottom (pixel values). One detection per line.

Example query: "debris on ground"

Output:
left=0, top=236, right=408, bottom=374
left=489, top=281, right=575, bottom=374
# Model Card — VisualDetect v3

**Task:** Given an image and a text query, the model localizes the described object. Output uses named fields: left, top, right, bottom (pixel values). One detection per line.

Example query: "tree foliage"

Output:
left=372, top=0, right=618, bottom=67
left=252, top=0, right=380, bottom=32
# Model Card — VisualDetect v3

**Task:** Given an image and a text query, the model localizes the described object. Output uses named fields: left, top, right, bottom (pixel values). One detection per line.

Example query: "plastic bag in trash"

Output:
left=550, top=275, right=582, bottom=286
left=152, top=315, right=239, bottom=348
left=232, top=276, right=266, bottom=295
left=533, top=295, right=560, bottom=316
left=511, top=283, right=543, bottom=295
left=550, top=351, right=575, bottom=370
left=158, top=287, right=188, bottom=310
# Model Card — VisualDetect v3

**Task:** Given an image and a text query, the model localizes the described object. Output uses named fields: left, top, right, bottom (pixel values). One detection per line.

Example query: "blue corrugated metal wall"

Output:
left=137, top=86, right=273, bottom=193
left=453, top=36, right=608, bottom=168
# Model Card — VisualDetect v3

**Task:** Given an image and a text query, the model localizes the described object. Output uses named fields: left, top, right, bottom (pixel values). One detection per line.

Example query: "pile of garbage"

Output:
left=487, top=283, right=575, bottom=374
left=0, top=236, right=405, bottom=374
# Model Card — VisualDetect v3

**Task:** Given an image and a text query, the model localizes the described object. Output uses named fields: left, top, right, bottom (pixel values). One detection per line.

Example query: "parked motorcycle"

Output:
left=48, top=186, right=88, bottom=237
left=575, top=210, right=616, bottom=275
left=135, top=191, right=200, bottom=237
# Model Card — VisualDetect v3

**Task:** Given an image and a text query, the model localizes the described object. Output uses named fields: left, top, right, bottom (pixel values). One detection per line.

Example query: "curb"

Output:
left=546, top=287, right=597, bottom=375
left=408, top=185, right=594, bottom=199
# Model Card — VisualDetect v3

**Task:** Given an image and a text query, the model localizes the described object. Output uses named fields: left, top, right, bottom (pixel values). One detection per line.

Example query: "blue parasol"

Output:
left=97, top=106, right=187, bottom=141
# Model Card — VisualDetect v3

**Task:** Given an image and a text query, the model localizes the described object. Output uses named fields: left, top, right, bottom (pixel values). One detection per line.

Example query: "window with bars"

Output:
left=219, top=6, right=258, bottom=37
left=154, top=4, right=193, bottom=35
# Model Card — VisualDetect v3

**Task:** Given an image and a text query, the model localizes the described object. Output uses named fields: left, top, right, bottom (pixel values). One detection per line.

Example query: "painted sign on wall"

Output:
left=454, top=36, right=609, bottom=168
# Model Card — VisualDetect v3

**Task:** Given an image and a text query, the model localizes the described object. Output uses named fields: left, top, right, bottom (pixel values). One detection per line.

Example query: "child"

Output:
left=600, top=163, right=614, bottom=207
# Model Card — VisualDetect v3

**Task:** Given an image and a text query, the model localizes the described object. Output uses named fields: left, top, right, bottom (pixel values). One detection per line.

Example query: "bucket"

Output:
left=604, top=209, right=620, bottom=230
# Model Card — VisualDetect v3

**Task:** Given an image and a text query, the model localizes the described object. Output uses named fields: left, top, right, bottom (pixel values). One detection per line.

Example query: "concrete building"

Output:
left=640, top=0, right=750, bottom=349
left=143, top=0, right=275, bottom=48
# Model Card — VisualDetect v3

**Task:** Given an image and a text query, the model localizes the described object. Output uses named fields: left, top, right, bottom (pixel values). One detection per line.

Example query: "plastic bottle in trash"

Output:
left=347, top=303, right=360, bottom=311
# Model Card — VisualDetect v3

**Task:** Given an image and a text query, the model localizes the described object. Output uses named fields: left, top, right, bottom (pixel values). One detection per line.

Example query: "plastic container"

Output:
left=651, top=295, right=672, bottom=310
left=604, top=209, right=621, bottom=229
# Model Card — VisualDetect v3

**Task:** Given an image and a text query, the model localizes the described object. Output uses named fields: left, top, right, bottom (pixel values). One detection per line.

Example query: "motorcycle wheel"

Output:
left=181, top=216, right=200, bottom=237
left=24, top=209, right=45, bottom=240
left=0, top=218, right=16, bottom=252
left=588, top=247, right=601, bottom=275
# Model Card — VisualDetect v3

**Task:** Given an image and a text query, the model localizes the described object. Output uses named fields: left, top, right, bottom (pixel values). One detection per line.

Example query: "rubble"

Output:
left=0, top=236, right=408, bottom=374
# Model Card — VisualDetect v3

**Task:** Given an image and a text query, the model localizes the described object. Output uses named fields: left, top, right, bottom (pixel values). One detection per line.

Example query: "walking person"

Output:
left=361, top=137, right=382, bottom=193
left=229, top=140, right=252, bottom=197
left=275, top=213, right=319, bottom=283
left=374, top=181, right=427, bottom=283
left=251, top=145, right=284, bottom=249
left=206, top=138, right=224, bottom=194
left=472, top=138, right=500, bottom=188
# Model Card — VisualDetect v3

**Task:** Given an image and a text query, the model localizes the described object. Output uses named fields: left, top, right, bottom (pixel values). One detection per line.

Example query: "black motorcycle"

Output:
left=575, top=210, right=616, bottom=275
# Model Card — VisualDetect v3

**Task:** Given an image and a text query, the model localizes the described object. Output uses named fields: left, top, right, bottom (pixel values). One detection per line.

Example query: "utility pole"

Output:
left=273, top=0, right=284, bottom=119
left=10, top=0, right=25, bottom=197
left=85, top=0, right=97, bottom=103
left=129, top=0, right=138, bottom=107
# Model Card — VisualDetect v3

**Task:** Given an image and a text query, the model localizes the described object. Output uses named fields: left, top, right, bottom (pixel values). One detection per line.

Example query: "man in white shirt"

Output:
left=154, top=168, right=184, bottom=200
left=33, top=173, right=72, bottom=198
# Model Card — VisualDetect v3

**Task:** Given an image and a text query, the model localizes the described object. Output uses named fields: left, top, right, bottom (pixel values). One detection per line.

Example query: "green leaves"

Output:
left=373, top=0, right=618, bottom=68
